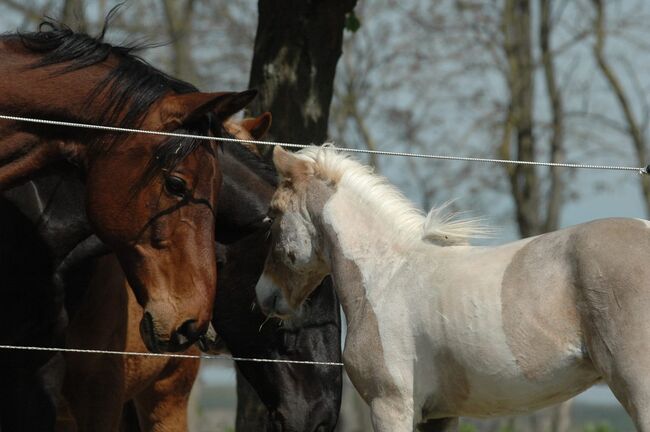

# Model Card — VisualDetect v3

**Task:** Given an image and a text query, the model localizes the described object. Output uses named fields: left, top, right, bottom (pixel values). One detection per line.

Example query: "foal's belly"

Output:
left=420, top=313, right=600, bottom=418
left=449, top=354, right=599, bottom=418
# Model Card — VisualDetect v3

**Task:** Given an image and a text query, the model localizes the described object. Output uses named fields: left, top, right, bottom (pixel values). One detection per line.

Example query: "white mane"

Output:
left=295, top=146, right=491, bottom=246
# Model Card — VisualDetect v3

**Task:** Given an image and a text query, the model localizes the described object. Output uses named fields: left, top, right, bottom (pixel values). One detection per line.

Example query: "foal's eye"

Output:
left=164, top=175, right=187, bottom=198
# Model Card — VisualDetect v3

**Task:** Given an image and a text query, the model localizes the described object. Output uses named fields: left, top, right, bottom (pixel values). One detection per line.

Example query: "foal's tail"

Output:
left=422, top=201, right=494, bottom=246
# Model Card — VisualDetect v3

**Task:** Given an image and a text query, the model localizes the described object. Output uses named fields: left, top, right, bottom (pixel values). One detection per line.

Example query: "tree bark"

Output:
left=247, top=0, right=358, bottom=152
left=540, top=0, right=565, bottom=233
left=161, top=0, right=198, bottom=85
left=236, top=0, right=355, bottom=429
left=61, top=0, right=86, bottom=31
left=501, top=0, right=541, bottom=237
left=591, top=0, right=650, bottom=217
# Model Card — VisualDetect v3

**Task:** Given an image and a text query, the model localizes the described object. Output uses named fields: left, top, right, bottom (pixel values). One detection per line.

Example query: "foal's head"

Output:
left=255, top=147, right=331, bottom=317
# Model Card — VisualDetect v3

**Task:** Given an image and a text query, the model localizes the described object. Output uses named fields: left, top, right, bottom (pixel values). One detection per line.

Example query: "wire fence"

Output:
left=0, top=345, right=344, bottom=366
left=1, top=114, right=647, bottom=175
left=0, top=113, right=648, bottom=365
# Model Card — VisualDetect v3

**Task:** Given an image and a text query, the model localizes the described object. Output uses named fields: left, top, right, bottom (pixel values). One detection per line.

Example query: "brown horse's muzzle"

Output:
left=122, top=237, right=217, bottom=353
left=139, top=309, right=211, bottom=353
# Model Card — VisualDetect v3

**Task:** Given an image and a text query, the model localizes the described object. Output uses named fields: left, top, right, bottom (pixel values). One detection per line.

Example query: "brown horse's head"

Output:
left=1, top=20, right=261, bottom=352
left=84, top=91, right=257, bottom=352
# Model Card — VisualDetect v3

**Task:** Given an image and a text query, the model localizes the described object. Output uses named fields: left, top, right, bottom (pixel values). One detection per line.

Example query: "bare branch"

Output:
left=591, top=0, right=650, bottom=216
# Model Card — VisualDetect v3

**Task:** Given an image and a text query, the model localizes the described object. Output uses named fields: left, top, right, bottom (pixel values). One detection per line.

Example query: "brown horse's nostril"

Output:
left=177, top=319, right=203, bottom=341
left=140, top=312, right=160, bottom=353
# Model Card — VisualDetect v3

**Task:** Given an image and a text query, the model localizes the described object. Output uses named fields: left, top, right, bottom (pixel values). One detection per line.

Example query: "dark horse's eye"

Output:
left=164, top=175, right=187, bottom=198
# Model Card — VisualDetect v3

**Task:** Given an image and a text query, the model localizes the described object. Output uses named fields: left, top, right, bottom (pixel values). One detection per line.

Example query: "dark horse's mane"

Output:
left=9, top=8, right=210, bottom=173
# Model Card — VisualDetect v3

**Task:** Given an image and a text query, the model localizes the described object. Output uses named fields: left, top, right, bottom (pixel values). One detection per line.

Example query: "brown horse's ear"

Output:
left=273, top=146, right=312, bottom=182
left=159, top=90, right=257, bottom=130
left=213, top=90, right=258, bottom=123
left=240, top=112, right=272, bottom=140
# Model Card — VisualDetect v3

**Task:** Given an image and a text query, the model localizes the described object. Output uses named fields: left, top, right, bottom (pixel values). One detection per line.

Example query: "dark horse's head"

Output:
left=212, top=117, right=342, bottom=431
left=4, top=15, right=255, bottom=352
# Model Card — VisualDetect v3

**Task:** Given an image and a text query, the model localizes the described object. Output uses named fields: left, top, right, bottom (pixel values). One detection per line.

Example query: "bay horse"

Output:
left=0, top=16, right=256, bottom=353
left=60, top=117, right=342, bottom=432
left=257, top=145, right=650, bottom=431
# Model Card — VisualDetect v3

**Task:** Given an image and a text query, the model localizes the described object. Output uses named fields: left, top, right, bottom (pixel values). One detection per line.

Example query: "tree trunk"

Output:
left=161, top=0, right=198, bottom=85
left=236, top=0, right=355, bottom=429
left=500, top=0, right=541, bottom=237
left=247, top=0, right=357, bottom=152
left=540, top=0, right=565, bottom=233
left=61, top=0, right=86, bottom=32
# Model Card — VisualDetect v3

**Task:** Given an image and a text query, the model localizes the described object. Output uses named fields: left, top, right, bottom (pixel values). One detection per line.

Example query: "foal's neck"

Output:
left=319, top=188, right=411, bottom=321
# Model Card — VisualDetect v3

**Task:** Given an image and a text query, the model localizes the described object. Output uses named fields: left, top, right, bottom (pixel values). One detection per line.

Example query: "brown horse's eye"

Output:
left=164, top=175, right=187, bottom=198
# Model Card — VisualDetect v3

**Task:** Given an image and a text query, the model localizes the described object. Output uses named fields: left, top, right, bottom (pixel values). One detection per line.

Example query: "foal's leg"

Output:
left=578, top=254, right=650, bottom=431
left=369, top=397, right=417, bottom=432
left=585, top=326, right=650, bottom=431
left=132, top=356, right=200, bottom=432
left=418, top=418, right=459, bottom=432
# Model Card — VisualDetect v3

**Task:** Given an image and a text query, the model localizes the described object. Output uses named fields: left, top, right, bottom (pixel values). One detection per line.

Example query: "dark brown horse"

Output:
left=59, top=116, right=342, bottom=431
left=0, top=16, right=256, bottom=352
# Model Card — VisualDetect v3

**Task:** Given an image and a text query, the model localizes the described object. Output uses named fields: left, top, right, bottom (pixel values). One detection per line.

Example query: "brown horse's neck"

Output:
left=0, top=39, right=115, bottom=188
left=0, top=38, right=114, bottom=122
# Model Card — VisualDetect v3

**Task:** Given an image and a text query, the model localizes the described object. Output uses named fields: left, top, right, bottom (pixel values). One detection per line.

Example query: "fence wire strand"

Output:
left=0, top=113, right=647, bottom=364
left=1, top=114, right=647, bottom=174
left=0, top=344, right=344, bottom=366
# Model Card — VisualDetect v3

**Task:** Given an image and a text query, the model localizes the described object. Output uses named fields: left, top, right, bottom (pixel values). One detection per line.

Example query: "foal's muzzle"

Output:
left=255, top=274, right=293, bottom=318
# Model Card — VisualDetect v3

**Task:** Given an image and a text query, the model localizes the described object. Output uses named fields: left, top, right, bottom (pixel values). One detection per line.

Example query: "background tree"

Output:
left=235, top=1, right=356, bottom=428
left=591, top=0, right=650, bottom=216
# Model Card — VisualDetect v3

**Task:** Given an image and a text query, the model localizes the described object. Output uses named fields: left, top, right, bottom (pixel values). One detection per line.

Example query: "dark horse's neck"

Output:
left=211, top=146, right=342, bottom=431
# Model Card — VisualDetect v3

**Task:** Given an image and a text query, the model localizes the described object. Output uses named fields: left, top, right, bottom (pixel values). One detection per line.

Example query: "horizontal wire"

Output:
left=0, top=344, right=344, bottom=367
left=0, top=114, right=646, bottom=366
left=1, top=114, right=647, bottom=174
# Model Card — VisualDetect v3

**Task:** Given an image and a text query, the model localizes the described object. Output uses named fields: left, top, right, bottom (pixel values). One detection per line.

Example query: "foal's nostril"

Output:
left=177, top=319, right=203, bottom=341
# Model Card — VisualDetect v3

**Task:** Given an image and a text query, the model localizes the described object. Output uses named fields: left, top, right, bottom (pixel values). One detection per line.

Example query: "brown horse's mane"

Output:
left=3, top=7, right=211, bottom=174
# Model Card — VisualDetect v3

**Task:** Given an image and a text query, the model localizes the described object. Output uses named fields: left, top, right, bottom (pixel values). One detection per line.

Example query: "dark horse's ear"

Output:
left=159, top=90, right=258, bottom=131
left=240, top=112, right=272, bottom=140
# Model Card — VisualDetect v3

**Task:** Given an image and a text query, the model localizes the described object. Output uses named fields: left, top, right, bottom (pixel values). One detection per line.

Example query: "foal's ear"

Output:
left=159, top=90, right=258, bottom=130
left=273, top=146, right=312, bottom=181
left=240, top=112, right=272, bottom=140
